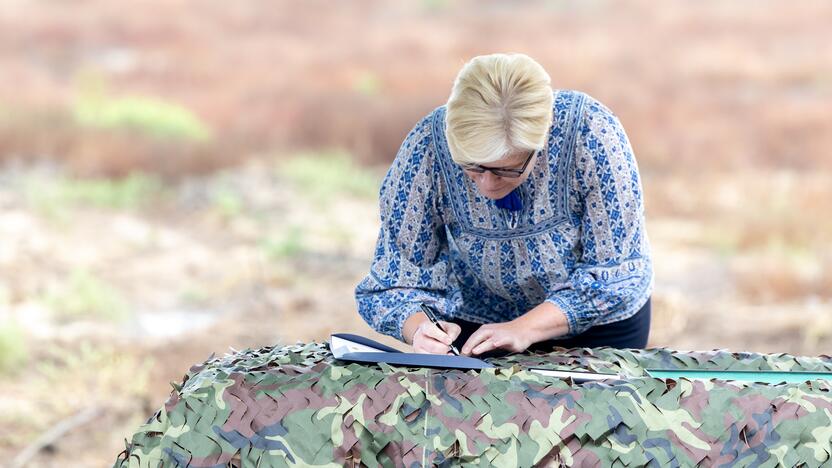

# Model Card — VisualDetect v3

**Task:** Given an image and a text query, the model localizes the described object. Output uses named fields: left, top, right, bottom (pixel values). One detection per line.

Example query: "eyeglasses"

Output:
left=461, top=149, right=537, bottom=178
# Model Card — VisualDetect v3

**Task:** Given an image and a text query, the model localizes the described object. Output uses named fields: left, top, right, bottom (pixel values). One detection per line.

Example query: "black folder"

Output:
left=328, top=333, right=624, bottom=382
left=329, top=333, right=494, bottom=370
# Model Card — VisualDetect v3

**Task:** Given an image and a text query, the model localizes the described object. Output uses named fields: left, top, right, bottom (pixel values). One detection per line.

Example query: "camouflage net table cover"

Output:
left=114, top=343, right=832, bottom=467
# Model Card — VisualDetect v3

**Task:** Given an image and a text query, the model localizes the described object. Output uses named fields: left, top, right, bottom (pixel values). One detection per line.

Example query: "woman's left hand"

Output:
left=460, top=320, right=532, bottom=356
left=460, top=302, right=570, bottom=356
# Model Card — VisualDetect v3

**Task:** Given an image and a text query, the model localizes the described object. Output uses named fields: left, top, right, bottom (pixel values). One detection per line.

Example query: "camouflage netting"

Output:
left=115, top=343, right=832, bottom=467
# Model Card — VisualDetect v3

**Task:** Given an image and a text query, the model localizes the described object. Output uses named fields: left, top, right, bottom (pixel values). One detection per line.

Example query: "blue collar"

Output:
left=494, top=188, right=522, bottom=212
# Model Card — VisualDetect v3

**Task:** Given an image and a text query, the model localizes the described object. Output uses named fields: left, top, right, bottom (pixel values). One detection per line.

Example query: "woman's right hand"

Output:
left=404, top=313, right=462, bottom=354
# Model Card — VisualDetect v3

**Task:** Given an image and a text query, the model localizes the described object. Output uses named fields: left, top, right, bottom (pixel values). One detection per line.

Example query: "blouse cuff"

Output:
left=377, top=302, right=423, bottom=343
left=545, top=295, right=581, bottom=337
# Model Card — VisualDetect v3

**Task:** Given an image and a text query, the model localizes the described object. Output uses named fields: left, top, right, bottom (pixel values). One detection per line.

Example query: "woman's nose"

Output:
left=479, top=171, right=501, bottom=186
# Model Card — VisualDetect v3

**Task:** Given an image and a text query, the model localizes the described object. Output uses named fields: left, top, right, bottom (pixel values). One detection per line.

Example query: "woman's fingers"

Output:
left=490, top=335, right=517, bottom=352
left=466, top=329, right=523, bottom=355
left=413, top=321, right=458, bottom=354
left=413, top=339, right=453, bottom=354
left=413, top=332, right=453, bottom=354
left=440, top=321, right=462, bottom=342
left=419, top=321, right=452, bottom=345
left=462, top=327, right=493, bottom=355
left=471, top=339, right=495, bottom=356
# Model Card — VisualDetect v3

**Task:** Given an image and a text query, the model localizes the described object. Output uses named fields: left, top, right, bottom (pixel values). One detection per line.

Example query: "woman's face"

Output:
left=462, top=150, right=537, bottom=200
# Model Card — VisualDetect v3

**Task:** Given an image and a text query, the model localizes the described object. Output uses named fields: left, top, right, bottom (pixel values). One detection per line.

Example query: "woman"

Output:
left=355, top=53, right=653, bottom=356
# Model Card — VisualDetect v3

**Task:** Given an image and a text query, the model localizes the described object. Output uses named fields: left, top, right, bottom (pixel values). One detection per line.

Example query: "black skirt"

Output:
left=450, top=298, right=652, bottom=357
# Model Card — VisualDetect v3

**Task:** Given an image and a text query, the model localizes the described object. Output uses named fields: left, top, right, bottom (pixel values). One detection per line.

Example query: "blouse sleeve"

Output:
left=354, top=114, right=449, bottom=342
left=546, top=96, right=653, bottom=336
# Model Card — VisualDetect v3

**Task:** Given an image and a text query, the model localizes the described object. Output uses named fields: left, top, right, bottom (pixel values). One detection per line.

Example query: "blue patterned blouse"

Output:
left=355, top=90, right=653, bottom=342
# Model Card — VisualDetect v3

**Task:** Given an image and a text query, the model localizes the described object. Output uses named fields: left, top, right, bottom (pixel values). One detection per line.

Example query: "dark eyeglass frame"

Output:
left=461, top=149, right=537, bottom=178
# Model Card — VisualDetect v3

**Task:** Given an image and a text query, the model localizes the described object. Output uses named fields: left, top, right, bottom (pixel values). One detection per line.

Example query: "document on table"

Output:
left=329, top=334, right=623, bottom=380
left=329, top=333, right=493, bottom=370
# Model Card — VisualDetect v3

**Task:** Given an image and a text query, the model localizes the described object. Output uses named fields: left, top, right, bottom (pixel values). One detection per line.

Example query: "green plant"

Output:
left=35, top=342, right=150, bottom=395
left=72, top=71, right=211, bottom=142
left=179, top=286, right=211, bottom=306
left=44, top=269, right=131, bottom=323
left=211, top=187, right=244, bottom=220
left=74, top=94, right=211, bottom=142
left=353, top=71, right=381, bottom=97
left=421, top=0, right=449, bottom=12
left=0, top=321, right=28, bottom=374
left=25, top=172, right=163, bottom=219
left=260, top=226, right=306, bottom=260
left=279, top=151, right=380, bottom=202
left=1, top=341, right=153, bottom=448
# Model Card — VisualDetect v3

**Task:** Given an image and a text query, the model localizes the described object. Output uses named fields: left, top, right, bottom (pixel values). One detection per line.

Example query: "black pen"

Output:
left=419, top=303, right=461, bottom=356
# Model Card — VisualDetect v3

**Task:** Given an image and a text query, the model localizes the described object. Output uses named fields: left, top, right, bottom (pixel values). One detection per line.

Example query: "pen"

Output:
left=419, top=303, right=461, bottom=356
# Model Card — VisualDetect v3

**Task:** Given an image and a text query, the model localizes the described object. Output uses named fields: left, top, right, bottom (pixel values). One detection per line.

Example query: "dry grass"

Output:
left=645, top=170, right=832, bottom=305
left=1, top=0, right=831, bottom=173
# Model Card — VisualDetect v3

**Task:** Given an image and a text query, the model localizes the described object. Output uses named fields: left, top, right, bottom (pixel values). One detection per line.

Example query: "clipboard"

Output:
left=328, top=334, right=624, bottom=381
left=329, top=333, right=494, bottom=370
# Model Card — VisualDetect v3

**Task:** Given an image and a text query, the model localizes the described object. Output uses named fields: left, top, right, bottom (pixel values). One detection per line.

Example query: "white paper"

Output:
left=329, top=335, right=388, bottom=359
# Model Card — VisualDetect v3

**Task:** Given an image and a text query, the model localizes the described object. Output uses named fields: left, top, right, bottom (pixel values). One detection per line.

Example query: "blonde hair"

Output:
left=446, top=53, right=554, bottom=165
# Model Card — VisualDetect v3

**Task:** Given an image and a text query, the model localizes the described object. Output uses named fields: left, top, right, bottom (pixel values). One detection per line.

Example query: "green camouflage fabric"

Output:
left=115, top=344, right=832, bottom=467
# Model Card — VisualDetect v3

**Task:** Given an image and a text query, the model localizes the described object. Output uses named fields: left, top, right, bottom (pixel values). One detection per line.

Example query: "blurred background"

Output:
left=1, top=0, right=830, bottom=465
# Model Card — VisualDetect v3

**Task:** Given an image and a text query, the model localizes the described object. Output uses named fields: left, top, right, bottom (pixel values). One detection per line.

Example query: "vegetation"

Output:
left=73, top=74, right=211, bottom=143
left=25, top=172, right=163, bottom=218
left=260, top=226, right=306, bottom=260
left=278, top=151, right=381, bottom=202
left=43, top=269, right=131, bottom=323
left=0, top=322, right=28, bottom=374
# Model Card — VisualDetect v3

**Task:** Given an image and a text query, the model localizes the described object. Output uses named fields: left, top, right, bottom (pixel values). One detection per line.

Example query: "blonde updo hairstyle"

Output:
left=446, top=53, right=554, bottom=165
